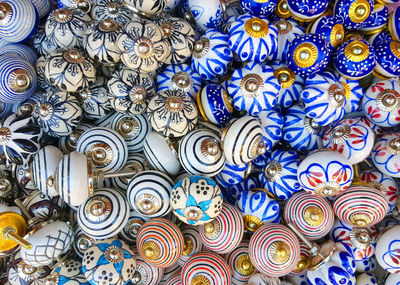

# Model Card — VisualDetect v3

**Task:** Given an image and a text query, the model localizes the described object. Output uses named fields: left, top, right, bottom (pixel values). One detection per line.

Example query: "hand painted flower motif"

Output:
left=334, top=0, right=373, bottom=30
left=171, top=176, right=223, bottom=225
left=117, top=18, right=170, bottom=73
left=362, top=79, right=400, bottom=127
left=34, top=91, right=82, bottom=137
left=376, top=226, right=400, bottom=274
left=51, top=258, right=90, bottom=285
left=82, top=239, right=136, bottom=285
left=108, top=67, right=155, bottom=115
left=188, top=0, right=224, bottom=31
left=371, top=133, right=400, bottom=178
left=259, top=150, right=301, bottom=200
left=229, top=13, right=278, bottom=62
left=257, top=109, right=284, bottom=150
left=91, top=0, right=134, bottom=24
left=308, top=15, right=344, bottom=51
left=0, top=113, right=42, bottom=166
left=77, top=84, right=112, bottom=120
left=240, top=0, right=278, bottom=17
left=227, top=61, right=280, bottom=115
left=301, top=71, right=347, bottom=126
left=287, top=0, right=329, bottom=21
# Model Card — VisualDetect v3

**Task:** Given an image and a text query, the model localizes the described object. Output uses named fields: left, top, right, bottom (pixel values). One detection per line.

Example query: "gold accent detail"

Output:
left=193, top=37, right=210, bottom=58
left=196, top=90, right=209, bottom=122
left=328, top=84, right=345, bottom=108
left=0, top=3, right=12, bottom=25
left=344, top=40, right=370, bottom=62
left=161, top=22, right=173, bottom=37
left=203, top=220, right=221, bottom=239
left=134, top=37, right=154, bottom=59
left=172, top=72, right=192, bottom=91
left=136, top=193, right=161, bottom=215
left=236, top=255, right=255, bottom=276
left=191, top=275, right=211, bottom=285
left=222, top=90, right=234, bottom=113
left=330, top=24, right=345, bottom=48
left=349, top=227, right=372, bottom=249
left=376, top=89, right=400, bottom=112
left=243, top=215, right=264, bottom=233
left=0, top=127, right=11, bottom=145
left=389, top=12, right=398, bottom=42
left=274, top=19, right=292, bottom=35
left=99, top=19, right=119, bottom=32
left=372, top=69, right=391, bottom=80
left=390, top=41, right=400, bottom=58
left=244, top=18, right=269, bottom=38
left=105, top=246, right=124, bottom=263
left=9, top=69, right=32, bottom=93
left=329, top=124, right=351, bottom=144
left=263, top=160, right=282, bottom=182
left=273, top=67, right=296, bottom=89
left=240, top=73, right=264, bottom=98
left=85, top=196, right=112, bottom=221
left=165, top=96, right=184, bottom=112
left=183, top=237, right=194, bottom=256
left=304, top=117, right=321, bottom=135
left=294, top=255, right=310, bottom=272
left=275, top=0, right=291, bottom=18
left=200, top=138, right=222, bottom=161
left=88, top=143, right=113, bottom=167
left=314, top=181, right=341, bottom=197
left=303, top=206, right=324, bottom=226
left=293, top=43, right=318, bottom=68
left=0, top=212, right=29, bottom=252
left=63, top=49, right=84, bottom=63
left=54, top=8, right=73, bottom=23
left=38, top=103, right=54, bottom=121
left=117, top=117, right=139, bottom=139
left=184, top=206, right=204, bottom=222
left=270, top=241, right=290, bottom=263
left=349, top=213, right=372, bottom=227
left=349, top=0, right=370, bottom=24
left=142, top=241, right=161, bottom=261
left=387, top=137, right=400, bottom=155
left=341, top=82, right=351, bottom=100
left=129, top=86, right=147, bottom=104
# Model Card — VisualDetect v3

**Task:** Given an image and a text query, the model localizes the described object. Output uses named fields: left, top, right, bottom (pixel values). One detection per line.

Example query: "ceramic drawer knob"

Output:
left=226, top=176, right=259, bottom=203
left=0, top=171, right=17, bottom=203
left=0, top=212, right=30, bottom=253
left=236, top=190, right=281, bottom=234
left=333, top=0, right=373, bottom=30
left=215, top=162, right=249, bottom=188
left=36, top=55, right=55, bottom=92
left=282, top=104, right=324, bottom=152
left=73, top=226, right=96, bottom=258
left=44, top=49, right=96, bottom=92
left=190, top=29, right=233, bottom=81
left=374, top=40, right=400, bottom=79
left=107, top=67, right=156, bottom=115
left=91, top=0, right=134, bottom=24
left=199, top=202, right=244, bottom=254
left=240, top=0, right=277, bottom=17
left=82, top=239, right=136, bottom=285
left=227, top=61, right=280, bottom=115
left=287, top=33, right=330, bottom=77
left=287, top=0, right=328, bottom=21
left=181, top=252, right=231, bottom=285
left=0, top=0, right=38, bottom=43
left=197, top=83, right=233, bottom=126
left=77, top=188, right=129, bottom=239
left=249, top=224, right=300, bottom=277
left=187, top=0, right=223, bottom=32
left=308, top=15, right=344, bottom=51
left=32, top=145, right=64, bottom=197
left=23, top=190, right=66, bottom=224
left=0, top=44, right=38, bottom=66
left=7, top=252, right=51, bottom=285
left=334, top=39, right=376, bottom=80
left=117, top=18, right=170, bottom=73
left=45, top=258, right=89, bottom=285
left=0, top=55, right=37, bottom=104
left=131, top=255, right=164, bottom=285
left=178, top=129, right=226, bottom=177
left=297, top=149, right=354, bottom=197
left=83, top=19, right=122, bottom=65
left=164, top=273, right=181, bottom=285
left=0, top=114, right=42, bottom=166
left=127, top=170, right=173, bottom=218
left=77, top=85, right=112, bottom=121
left=333, top=185, right=389, bottom=227
left=21, top=221, right=74, bottom=267
left=33, top=28, right=58, bottom=57
left=336, top=73, right=363, bottom=113
left=356, top=273, right=378, bottom=285
left=375, top=225, right=400, bottom=274
left=323, top=117, right=375, bottom=165
left=45, top=8, right=91, bottom=49
left=147, top=90, right=198, bottom=138
left=331, top=219, right=377, bottom=261
left=362, top=79, right=400, bottom=127
left=118, top=209, right=148, bottom=245
left=371, top=133, right=400, bottom=178
left=359, top=5, right=389, bottom=35
left=76, top=127, right=128, bottom=173
left=58, top=123, right=92, bottom=153
left=123, top=0, right=166, bottom=17
left=257, top=109, right=284, bottom=151
left=258, top=149, right=301, bottom=200
left=137, top=218, right=184, bottom=268
left=389, top=6, right=400, bottom=42
left=179, top=225, right=204, bottom=266
left=157, top=63, right=202, bottom=101
left=229, top=14, right=278, bottom=63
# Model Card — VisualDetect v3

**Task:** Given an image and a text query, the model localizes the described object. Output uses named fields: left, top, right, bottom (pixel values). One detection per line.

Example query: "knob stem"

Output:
left=2, top=227, right=32, bottom=249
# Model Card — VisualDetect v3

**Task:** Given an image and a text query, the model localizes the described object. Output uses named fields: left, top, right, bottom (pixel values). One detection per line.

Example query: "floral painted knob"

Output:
left=259, top=149, right=301, bottom=200
left=23, top=191, right=67, bottom=223
left=107, top=67, right=156, bottom=115
left=297, top=149, right=354, bottom=197
left=181, top=252, right=231, bottom=285
left=0, top=114, right=42, bottom=166
left=308, top=15, right=344, bottom=51
left=123, top=0, right=166, bottom=17
left=77, top=188, right=129, bottom=239
left=334, top=39, right=376, bottom=80
left=333, top=185, right=389, bottom=227
left=77, top=84, right=112, bottom=121
left=147, top=90, right=198, bottom=138
left=82, top=239, right=136, bottom=285
left=178, top=129, right=225, bottom=177
left=7, top=252, right=51, bottom=285
left=131, top=255, right=164, bottom=285
left=127, top=170, right=173, bottom=218
left=179, top=225, right=204, bottom=266
left=333, top=0, right=373, bottom=30
left=240, top=0, right=277, bottom=16
left=331, top=219, right=377, bottom=261
left=286, top=0, right=328, bottom=21
left=44, top=49, right=96, bottom=92
left=236, top=190, right=281, bottom=234
left=117, top=18, right=170, bottom=73
left=157, top=64, right=202, bottom=101
left=356, top=273, right=378, bottom=285
left=374, top=40, right=400, bottom=79
left=45, top=258, right=89, bottom=285
left=227, top=61, right=280, bottom=115
left=249, top=224, right=300, bottom=277
left=190, top=29, right=233, bottom=81
left=284, top=191, right=334, bottom=240
left=389, top=6, right=400, bottom=42
left=171, top=176, right=223, bottom=226
left=137, top=218, right=184, bottom=268
left=371, top=133, right=400, bottom=178
left=199, top=202, right=244, bottom=254
left=186, top=0, right=223, bottom=32
left=45, top=7, right=91, bottom=48
left=287, top=33, right=330, bottom=77
left=362, top=79, right=400, bottom=127
left=91, top=0, right=133, bottom=24
left=375, top=225, right=400, bottom=274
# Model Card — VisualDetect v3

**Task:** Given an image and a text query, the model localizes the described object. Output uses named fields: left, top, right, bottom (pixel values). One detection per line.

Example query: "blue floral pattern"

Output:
left=286, top=0, right=329, bottom=20
left=256, top=109, right=284, bottom=150
left=240, top=0, right=277, bottom=16
left=334, top=0, right=373, bottom=30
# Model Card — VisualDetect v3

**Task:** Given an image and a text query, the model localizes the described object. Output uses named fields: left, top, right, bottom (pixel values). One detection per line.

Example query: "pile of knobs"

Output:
left=2, top=0, right=400, bottom=284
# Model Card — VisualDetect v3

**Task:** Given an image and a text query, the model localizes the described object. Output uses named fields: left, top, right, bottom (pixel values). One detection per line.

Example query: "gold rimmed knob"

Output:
left=142, top=241, right=161, bottom=261
left=270, top=241, right=290, bottom=263
left=191, top=275, right=211, bottom=285
left=303, top=206, right=324, bottom=226
left=236, top=255, right=255, bottom=276
left=244, top=18, right=270, bottom=38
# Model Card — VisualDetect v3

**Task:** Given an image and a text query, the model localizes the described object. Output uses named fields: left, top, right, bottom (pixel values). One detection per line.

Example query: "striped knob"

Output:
left=223, top=241, right=256, bottom=284
left=132, top=255, right=164, bottom=285
left=179, top=225, right=204, bottom=266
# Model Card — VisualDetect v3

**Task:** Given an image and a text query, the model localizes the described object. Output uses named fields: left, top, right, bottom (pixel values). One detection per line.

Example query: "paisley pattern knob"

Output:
left=137, top=218, right=184, bottom=268
left=249, top=224, right=300, bottom=277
